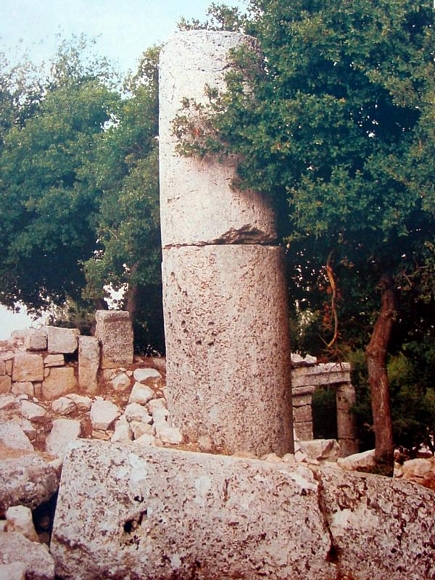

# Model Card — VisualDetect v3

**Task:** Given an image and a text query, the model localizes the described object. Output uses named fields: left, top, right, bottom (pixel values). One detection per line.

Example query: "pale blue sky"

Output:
left=0, top=0, right=247, bottom=73
left=0, top=0, right=246, bottom=339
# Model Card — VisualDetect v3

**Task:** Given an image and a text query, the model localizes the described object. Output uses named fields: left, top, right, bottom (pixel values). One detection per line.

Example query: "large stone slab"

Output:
left=95, top=310, right=134, bottom=369
left=318, top=467, right=435, bottom=580
left=162, top=244, right=293, bottom=456
left=42, top=367, right=77, bottom=401
left=159, top=31, right=276, bottom=248
left=47, top=327, right=79, bottom=354
left=51, top=440, right=334, bottom=580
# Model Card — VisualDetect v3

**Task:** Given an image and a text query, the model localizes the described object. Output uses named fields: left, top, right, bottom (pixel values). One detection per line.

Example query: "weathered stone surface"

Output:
left=51, top=441, right=334, bottom=580
left=51, top=397, right=76, bottom=415
left=159, top=31, right=276, bottom=248
left=128, top=382, right=154, bottom=405
left=133, top=367, right=161, bottom=383
left=110, top=371, right=131, bottom=392
left=401, top=457, right=435, bottom=491
left=94, top=310, right=133, bottom=369
left=46, top=419, right=81, bottom=458
left=12, top=354, right=44, bottom=383
left=47, top=327, right=79, bottom=354
left=42, top=367, right=77, bottom=401
left=336, top=383, right=358, bottom=457
left=0, top=561, right=27, bottom=580
left=43, top=354, right=65, bottom=367
left=337, top=448, right=377, bottom=472
left=318, top=467, right=435, bottom=580
left=0, top=375, right=12, bottom=394
left=11, top=381, right=34, bottom=397
left=0, top=393, right=16, bottom=410
left=90, top=399, right=120, bottom=430
left=0, top=423, right=34, bottom=452
left=291, top=362, right=351, bottom=388
left=300, top=439, right=340, bottom=463
left=0, top=532, right=55, bottom=580
left=6, top=505, right=39, bottom=542
left=78, top=336, right=99, bottom=395
left=25, top=329, right=47, bottom=351
left=0, top=451, right=58, bottom=516
left=162, top=244, right=293, bottom=456
left=65, top=393, right=92, bottom=411
left=19, top=400, right=47, bottom=422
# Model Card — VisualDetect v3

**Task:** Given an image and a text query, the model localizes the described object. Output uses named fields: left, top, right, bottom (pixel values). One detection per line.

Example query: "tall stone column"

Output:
left=336, top=383, right=359, bottom=457
left=159, top=31, right=293, bottom=456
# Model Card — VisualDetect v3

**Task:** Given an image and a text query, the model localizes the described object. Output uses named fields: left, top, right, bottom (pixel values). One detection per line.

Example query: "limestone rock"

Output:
left=50, top=441, right=334, bottom=580
left=11, top=381, right=34, bottom=397
left=25, top=329, right=47, bottom=352
left=0, top=451, right=58, bottom=516
left=90, top=399, right=120, bottom=430
left=128, top=382, right=154, bottom=405
left=12, top=354, right=44, bottom=383
left=0, top=375, right=12, bottom=394
left=401, top=457, right=435, bottom=491
left=6, top=505, right=39, bottom=542
left=94, top=310, right=133, bottom=369
left=318, top=466, right=435, bottom=579
left=51, top=397, right=76, bottom=415
left=110, top=371, right=131, bottom=392
left=0, top=423, right=34, bottom=452
left=47, top=327, right=79, bottom=354
left=337, top=448, right=376, bottom=472
left=0, top=393, right=17, bottom=410
left=300, top=439, right=340, bottom=463
left=45, top=419, right=81, bottom=459
left=0, top=532, right=55, bottom=579
left=42, top=367, right=77, bottom=401
left=0, top=561, right=27, bottom=580
left=19, top=400, right=47, bottom=422
left=65, top=393, right=92, bottom=412
left=133, top=367, right=161, bottom=384
left=78, top=336, right=100, bottom=395
left=43, top=354, right=64, bottom=368
left=124, top=402, right=152, bottom=424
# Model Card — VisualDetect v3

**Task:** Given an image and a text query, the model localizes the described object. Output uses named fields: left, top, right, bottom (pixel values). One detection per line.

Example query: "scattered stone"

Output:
left=124, top=403, right=152, bottom=424
left=197, top=434, right=213, bottom=453
left=110, top=372, right=131, bottom=392
left=133, top=367, right=162, bottom=384
left=51, top=397, right=76, bottom=416
left=0, top=532, right=55, bottom=580
left=6, top=505, right=39, bottom=542
left=111, top=420, right=133, bottom=443
left=0, top=393, right=16, bottom=410
left=300, top=439, right=340, bottom=463
left=133, top=433, right=156, bottom=446
left=401, top=457, right=435, bottom=491
left=19, top=400, right=47, bottom=422
left=129, top=421, right=155, bottom=439
left=128, top=382, right=154, bottom=405
left=0, top=423, right=34, bottom=452
left=0, top=561, right=27, bottom=580
left=155, top=424, right=183, bottom=445
left=90, top=399, right=120, bottom=431
left=46, top=419, right=81, bottom=459
left=337, top=448, right=376, bottom=472
left=65, top=393, right=92, bottom=412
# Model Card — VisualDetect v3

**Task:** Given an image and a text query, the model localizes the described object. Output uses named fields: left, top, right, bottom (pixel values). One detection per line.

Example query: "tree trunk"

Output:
left=365, top=275, right=395, bottom=476
left=126, top=281, right=139, bottom=324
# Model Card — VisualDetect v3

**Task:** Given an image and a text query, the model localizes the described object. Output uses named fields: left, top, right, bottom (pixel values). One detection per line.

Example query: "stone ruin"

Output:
left=1, top=30, right=435, bottom=580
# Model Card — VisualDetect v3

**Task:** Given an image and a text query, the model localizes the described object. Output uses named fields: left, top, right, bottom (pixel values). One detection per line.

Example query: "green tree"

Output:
left=175, top=0, right=435, bottom=474
left=0, top=39, right=120, bottom=314
left=84, top=47, right=163, bottom=353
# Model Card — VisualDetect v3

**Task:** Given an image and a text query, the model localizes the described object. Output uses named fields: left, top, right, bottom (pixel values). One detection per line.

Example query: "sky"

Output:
left=0, top=0, right=247, bottom=339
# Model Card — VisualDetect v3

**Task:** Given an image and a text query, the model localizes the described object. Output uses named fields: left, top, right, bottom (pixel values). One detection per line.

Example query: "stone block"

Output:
left=46, top=419, right=81, bottom=458
left=292, top=403, right=313, bottom=424
left=25, top=329, right=47, bottom=351
left=78, top=336, right=100, bottom=395
left=94, top=311, right=133, bottom=369
left=11, top=381, right=34, bottom=397
left=47, top=327, right=79, bottom=354
left=162, top=244, right=293, bottom=456
left=291, top=363, right=351, bottom=388
left=44, top=354, right=65, bottom=367
left=0, top=423, right=34, bottom=452
left=51, top=441, right=334, bottom=580
left=294, top=421, right=314, bottom=441
left=42, top=367, right=77, bottom=401
left=0, top=359, right=5, bottom=375
left=0, top=375, right=11, bottom=394
left=12, top=353, right=44, bottom=382
left=159, top=31, right=276, bottom=248
left=90, top=399, right=120, bottom=430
